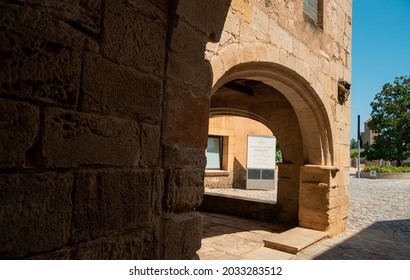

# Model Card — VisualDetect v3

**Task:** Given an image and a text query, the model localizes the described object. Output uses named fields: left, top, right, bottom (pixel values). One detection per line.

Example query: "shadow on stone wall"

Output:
left=314, top=219, right=410, bottom=259
left=233, top=157, right=246, bottom=189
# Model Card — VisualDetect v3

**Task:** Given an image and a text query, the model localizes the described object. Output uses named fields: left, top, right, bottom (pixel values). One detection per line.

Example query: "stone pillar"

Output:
left=276, top=163, right=300, bottom=224
left=299, top=165, right=349, bottom=236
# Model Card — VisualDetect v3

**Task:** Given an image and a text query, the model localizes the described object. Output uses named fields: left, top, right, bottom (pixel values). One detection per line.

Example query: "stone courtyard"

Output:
left=199, top=174, right=410, bottom=259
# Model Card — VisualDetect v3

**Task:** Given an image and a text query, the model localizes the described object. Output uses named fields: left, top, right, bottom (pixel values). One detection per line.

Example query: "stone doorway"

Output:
left=200, top=61, right=348, bottom=235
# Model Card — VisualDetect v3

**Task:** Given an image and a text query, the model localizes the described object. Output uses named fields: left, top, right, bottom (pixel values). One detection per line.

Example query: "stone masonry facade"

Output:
left=0, top=0, right=351, bottom=259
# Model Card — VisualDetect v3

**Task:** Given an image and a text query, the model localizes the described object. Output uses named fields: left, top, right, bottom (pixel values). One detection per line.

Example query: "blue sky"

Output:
left=351, top=0, right=410, bottom=138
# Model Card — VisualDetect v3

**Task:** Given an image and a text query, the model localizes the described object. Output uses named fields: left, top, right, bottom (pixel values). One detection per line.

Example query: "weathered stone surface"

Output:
left=21, top=0, right=101, bottom=34
left=102, top=0, right=166, bottom=75
left=162, top=81, right=210, bottom=147
left=0, top=99, right=39, bottom=169
left=163, top=168, right=204, bottom=212
left=163, top=212, right=203, bottom=259
left=42, top=108, right=140, bottom=168
left=141, top=123, right=161, bottom=167
left=82, top=53, right=162, bottom=123
left=163, top=144, right=207, bottom=169
left=29, top=227, right=160, bottom=260
left=167, top=18, right=213, bottom=90
left=0, top=25, right=82, bottom=106
left=231, top=0, right=252, bottom=23
left=176, top=0, right=231, bottom=42
left=0, top=173, right=73, bottom=258
left=71, top=169, right=163, bottom=242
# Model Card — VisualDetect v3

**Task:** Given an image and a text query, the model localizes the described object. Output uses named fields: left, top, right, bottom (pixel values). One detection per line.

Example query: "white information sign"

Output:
left=247, top=135, right=276, bottom=169
left=246, top=135, right=276, bottom=190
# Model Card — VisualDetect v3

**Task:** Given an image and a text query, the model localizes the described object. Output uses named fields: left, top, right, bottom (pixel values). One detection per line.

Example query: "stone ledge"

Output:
left=198, top=193, right=280, bottom=222
left=205, top=170, right=230, bottom=177
left=360, top=172, right=410, bottom=180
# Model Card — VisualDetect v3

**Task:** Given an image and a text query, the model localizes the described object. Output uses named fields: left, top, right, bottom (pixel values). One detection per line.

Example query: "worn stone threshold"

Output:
left=263, top=227, right=328, bottom=254
left=210, top=227, right=328, bottom=260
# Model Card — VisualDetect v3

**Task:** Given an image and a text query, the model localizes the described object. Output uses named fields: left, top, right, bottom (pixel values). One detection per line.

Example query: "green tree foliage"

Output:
left=366, top=76, right=410, bottom=166
left=350, top=138, right=358, bottom=149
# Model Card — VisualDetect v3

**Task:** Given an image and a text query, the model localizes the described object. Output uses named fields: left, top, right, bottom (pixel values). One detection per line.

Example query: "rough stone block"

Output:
left=141, top=123, right=161, bottom=168
left=163, top=144, right=207, bottom=169
left=299, top=206, right=329, bottom=224
left=30, top=226, right=160, bottom=260
left=252, top=7, right=269, bottom=34
left=102, top=0, right=166, bottom=76
left=82, top=53, right=162, bottom=124
left=162, top=81, right=210, bottom=147
left=231, top=0, right=252, bottom=23
left=163, top=212, right=203, bottom=259
left=0, top=99, right=39, bottom=169
left=167, top=20, right=213, bottom=90
left=0, top=173, right=73, bottom=258
left=22, top=0, right=101, bottom=34
left=163, top=168, right=204, bottom=212
left=218, top=43, right=240, bottom=73
left=176, top=0, right=231, bottom=42
left=42, top=108, right=140, bottom=168
left=0, top=25, right=82, bottom=106
left=71, top=169, right=163, bottom=242
left=299, top=192, right=329, bottom=210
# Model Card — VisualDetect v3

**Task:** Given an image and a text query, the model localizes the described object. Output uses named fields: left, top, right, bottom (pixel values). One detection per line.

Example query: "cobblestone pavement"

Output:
left=201, top=175, right=410, bottom=259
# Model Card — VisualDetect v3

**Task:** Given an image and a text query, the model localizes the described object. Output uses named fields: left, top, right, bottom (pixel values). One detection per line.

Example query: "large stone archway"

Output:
left=208, top=61, right=348, bottom=235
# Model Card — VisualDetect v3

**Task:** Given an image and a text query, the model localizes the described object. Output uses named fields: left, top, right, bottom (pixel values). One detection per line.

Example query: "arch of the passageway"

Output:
left=209, top=59, right=336, bottom=225
left=212, top=61, right=334, bottom=166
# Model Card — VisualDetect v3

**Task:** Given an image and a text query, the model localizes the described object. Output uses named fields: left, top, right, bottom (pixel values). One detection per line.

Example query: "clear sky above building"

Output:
left=351, top=0, right=410, bottom=139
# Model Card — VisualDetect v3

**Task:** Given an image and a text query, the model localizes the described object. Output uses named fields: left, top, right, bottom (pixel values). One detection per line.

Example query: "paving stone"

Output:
left=243, top=247, right=294, bottom=260
left=199, top=170, right=410, bottom=260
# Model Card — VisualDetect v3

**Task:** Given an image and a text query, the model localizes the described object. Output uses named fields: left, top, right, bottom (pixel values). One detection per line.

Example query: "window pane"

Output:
left=206, top=137, right=221, bottom=169
left=304, top=0, right=318, bottom=22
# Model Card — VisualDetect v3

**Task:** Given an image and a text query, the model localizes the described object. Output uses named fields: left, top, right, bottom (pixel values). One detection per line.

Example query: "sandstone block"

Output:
left=162, top=81, right=210, bottom=147
left=0, top=173, right=73, bottom=258
left=163, top=144, right=207, bottom=169
left=72, top=228, right=160, bottom=260
left=82, top=53, right=162, bottom=124
left=71, top=169, right=163, bottom=242
left=176, top=0, right=231, bottom=42
left=252, top=7, right=269, bottom=34
left=163, top=212, right=203, bottom=259
left=0, top=24, right=82, bottom=106
left=231, top=0, right=252, bottom=23
left=141, top=123, right=161, bottom=168
left=42, top=108, right=140, bottom=168
left=167, top=21, right=212, bottom=90
left=299, top=192, right=329, bottom=211
left=163, top=168, right=204, bottom=212
left=22, top=0, right=101, bottom=33
left=102, top=0, right=166, bottom=76
left=0, top=99, right=39, bottom=169
left=218, top=43, right=240, bottom=74
left=30, top=226, right=160, bottom=260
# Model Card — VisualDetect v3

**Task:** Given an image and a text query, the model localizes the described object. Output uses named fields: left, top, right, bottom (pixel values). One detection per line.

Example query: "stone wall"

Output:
left=206, top=0, right=352, bottom=234
left=0, top=0, right=231, bottom=259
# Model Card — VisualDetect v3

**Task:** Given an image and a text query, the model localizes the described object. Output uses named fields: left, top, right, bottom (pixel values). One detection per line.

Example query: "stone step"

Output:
left=263, top=227, right=328, bottom=254
left=242, top=247, right=295, bottom=260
